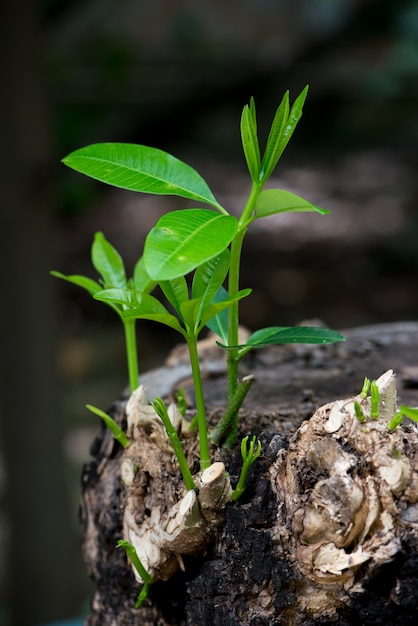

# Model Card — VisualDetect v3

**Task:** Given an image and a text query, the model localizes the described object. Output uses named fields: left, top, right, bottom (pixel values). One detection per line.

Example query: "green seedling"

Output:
left=354, top=400, right=367, bottom=424
left=116, top=540, right=152, bottom=607
left=52, top=232, right=156, bottom=392
left=388, top=404, right=418, bottom=431
left=151, top=397, right=196, bottom=490
left=95, top=251, right=250, bottom=470
left=370, top=381, right=380, bottom=419
left=59, top=87, right=344, bottom=464
left=355, top=376, right=418, bottom=431
left=360, top=377, right=371, bottom=399
left=86, top=404, right=130, bottom=448
left=175, top=387, right=187, bottom=417
left=210, top=375, right=255, bottom=448
left=231, top=435, right=262, bottom=501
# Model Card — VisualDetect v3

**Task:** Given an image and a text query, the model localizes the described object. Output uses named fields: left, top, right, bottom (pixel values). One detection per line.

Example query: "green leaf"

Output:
left=123, top=309, right=184, bottom=334
left=249, top=96, right=257, bottom=125
left=95, top=289, right=184, bottom=333
left=160, top=277, right=189, bottom=315
left=94, top=287, right=145, bottom=307
left=192, top=249, right=230, bottom=321
left=92, top=232, right=127, bottom=289
left=277, top=85, right=309, bottom=160
left=218, top=326, right=345, bottom=349
left=144, top=209, right=238, bottom=281
left=240, top=102, right=261, bottom=182
left=198, top=288, right=251, bottom=330
left=260, top=91, right=289, bottom=181
left=260, top=86, right=309, bottom=182
left=246, top=326, right=345, bottom=348
left=398, top=405, right=418, bottom=423
left=205, top=286, right=229, bottom=344
left=253, top=189, right=329, bottom=220
left=50, top=271, right=102, bottom=296
left=133, top=257, right=157, bottom=294
left=63, top=143, right=224, bottom=211
left=179, top=297, right=201, bottom=329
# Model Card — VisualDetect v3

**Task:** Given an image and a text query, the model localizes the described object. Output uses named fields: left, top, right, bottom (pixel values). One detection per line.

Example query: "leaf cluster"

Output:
left=53, top=86, right=345, bottom=456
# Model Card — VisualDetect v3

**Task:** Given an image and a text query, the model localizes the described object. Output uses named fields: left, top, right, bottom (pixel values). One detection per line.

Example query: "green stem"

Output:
left=123, top=318, right=139, bottom=392
left=230, top=435, right=262, bottom=501
left=151, top=398, right=196, bottom=491
left=210, top=375, right=255, bottom=446
left=227, top=230, right=245, bottom=403
left=135, top=582, right=152, bottom=608
left=86, top=404, right=131, bottom=448
left=227, top=182, right=262, bottom=404
left=117, top=540, right=152, bottom=584
left=186, top=334, right=211, bottom=470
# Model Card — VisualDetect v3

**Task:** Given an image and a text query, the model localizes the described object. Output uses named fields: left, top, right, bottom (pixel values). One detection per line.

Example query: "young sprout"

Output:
left=360, top=377, right=371, bottom=399
left=210, top=375, right=255, bottom=447
left=354, top=400, right=367, bottom=424
left=388, top=411, right=404, bottom=431
left=86, top=404, right=130, bottom=448
left=175, top=387, right=187, bottom=417
left=370, top=381, right=380, bottom=419
left=231, top=435, right=262, bottom=501
left=117, top=540, right=153, bottom=607
left=388, top=405, right=418, bottom=431
left=151, top=397, right=196, bottom=491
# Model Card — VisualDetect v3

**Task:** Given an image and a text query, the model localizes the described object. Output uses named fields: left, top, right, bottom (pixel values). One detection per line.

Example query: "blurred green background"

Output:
left=1, top=0, right=417, bottom=624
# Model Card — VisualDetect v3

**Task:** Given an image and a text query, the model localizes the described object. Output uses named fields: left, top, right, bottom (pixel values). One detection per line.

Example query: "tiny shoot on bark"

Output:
left=86, top=404, right=130, bottom=448
left=151, top=397, right=196, bottom=490
left=354, top=401, right=367, bottom=424
left=175, top=387, right=187, bottom=417
left=231, top=435, right=262, bottom=501
left=388, top=405, right=418, bottom=431
left=360, top=377, right=371, bottom=399
left=370, top=381, right=380, bottom=419
left=116, top=540, right=152, bottom=607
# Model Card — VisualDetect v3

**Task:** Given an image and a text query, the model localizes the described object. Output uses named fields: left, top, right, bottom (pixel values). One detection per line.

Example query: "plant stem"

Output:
left=151, top=398, right=196, bottom=491
left=117, top=540, right=152, bottom=584
left=123, top=317, right=139, bottom=392
left=186, top=334, right=211, bottom=470
left=210, top=375, right=255, bottom=446
left=227, top=229, right=246, bottom=403
left=86, top=404, right=131, bottom=448
left=230, top=435, right=262, bottom=501
left=227, top=182, right=262, bottom=404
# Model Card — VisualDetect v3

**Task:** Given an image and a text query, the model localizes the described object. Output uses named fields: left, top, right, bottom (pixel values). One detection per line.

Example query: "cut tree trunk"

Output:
left=81, top=322, right=418, bottom=626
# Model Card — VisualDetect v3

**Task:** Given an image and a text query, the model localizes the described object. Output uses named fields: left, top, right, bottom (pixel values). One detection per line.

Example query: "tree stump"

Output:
left=81, top=322, right=418, bottom=625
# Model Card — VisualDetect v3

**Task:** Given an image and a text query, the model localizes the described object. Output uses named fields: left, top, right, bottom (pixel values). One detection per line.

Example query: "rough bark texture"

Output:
left=81, top=322, right=418, bottom=625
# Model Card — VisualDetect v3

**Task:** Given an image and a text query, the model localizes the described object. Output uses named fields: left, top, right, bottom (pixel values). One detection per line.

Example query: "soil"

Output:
left=81, top=321, right=418, bottom=626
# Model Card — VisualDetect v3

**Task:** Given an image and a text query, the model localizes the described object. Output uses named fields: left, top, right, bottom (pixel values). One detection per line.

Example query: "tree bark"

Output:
left=81, top=322, right=418, bottom=625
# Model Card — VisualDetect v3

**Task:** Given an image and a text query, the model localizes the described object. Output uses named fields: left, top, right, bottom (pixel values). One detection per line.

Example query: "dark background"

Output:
left=0, top=1, right=417, bottom=624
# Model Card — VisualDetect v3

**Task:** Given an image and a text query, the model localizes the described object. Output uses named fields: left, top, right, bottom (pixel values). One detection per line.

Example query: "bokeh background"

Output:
left=1, top=1, right=417, bottom=624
